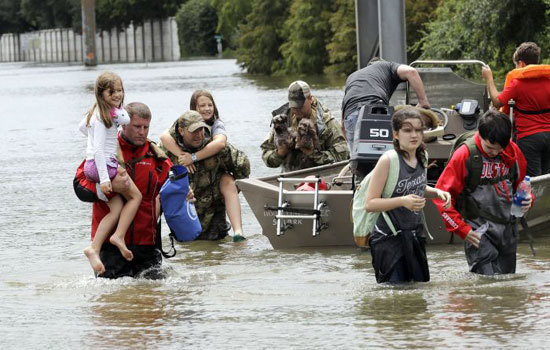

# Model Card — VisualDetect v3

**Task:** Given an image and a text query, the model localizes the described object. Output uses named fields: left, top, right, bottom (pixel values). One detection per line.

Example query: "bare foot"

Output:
left=109, top=235, right=134, bottom=261
left=84, top=246, right=105, bottom=274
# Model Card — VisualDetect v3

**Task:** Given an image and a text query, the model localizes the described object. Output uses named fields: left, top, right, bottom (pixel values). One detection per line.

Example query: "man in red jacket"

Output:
left=434, top=110, right=532, bottom=275
left=74, top=102, right=172, bottom=279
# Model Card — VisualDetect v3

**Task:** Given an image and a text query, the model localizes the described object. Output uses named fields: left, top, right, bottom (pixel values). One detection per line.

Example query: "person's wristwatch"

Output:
left=191, top=153, right=198, bottom=163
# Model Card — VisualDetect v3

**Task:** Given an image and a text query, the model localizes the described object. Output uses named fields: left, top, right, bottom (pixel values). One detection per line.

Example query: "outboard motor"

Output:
left=455, top=99, right=480, bottom=130
left=350, top=104, right=394, bottom=179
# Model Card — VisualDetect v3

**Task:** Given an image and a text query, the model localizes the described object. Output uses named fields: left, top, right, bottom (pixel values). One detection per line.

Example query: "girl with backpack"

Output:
left=363, top=107, right=450, bottom=283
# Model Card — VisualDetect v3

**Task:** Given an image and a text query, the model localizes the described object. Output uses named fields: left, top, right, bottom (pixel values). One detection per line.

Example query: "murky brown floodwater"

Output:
left=1, top=59, right=550, bottom=349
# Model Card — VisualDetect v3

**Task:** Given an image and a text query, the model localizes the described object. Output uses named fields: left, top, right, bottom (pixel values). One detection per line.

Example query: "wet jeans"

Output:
left=343, top=110, right=359, bottom=151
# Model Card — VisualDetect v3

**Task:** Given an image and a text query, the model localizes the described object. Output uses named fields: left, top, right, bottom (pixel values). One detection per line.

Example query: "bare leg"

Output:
left=219, top=173, right=244, bottom=237
left=109, top=175, right=142, bottom=261
left=84, top=195, right=123, bottom=274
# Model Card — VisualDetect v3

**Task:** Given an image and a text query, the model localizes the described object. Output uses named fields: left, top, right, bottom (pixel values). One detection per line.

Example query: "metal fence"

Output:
left=0, top=18, right=180, bottom=63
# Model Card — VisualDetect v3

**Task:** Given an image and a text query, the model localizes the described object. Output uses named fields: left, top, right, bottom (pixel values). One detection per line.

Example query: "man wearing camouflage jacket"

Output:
left=161, top=111, right=250, bottom=240
left=261, top=80, right=350, bottom=172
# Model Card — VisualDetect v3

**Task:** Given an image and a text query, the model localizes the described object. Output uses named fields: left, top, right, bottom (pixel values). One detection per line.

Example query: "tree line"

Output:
left=1, top=0, right=548, bottom=77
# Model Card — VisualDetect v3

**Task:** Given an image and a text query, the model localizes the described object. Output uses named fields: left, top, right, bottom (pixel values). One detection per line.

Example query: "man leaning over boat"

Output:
left=341, top=57, right=431, bottom=151
left=260, top=80, right=350, bottom=172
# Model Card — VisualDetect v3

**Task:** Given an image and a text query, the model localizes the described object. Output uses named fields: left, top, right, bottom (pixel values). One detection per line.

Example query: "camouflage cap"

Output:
left=177, top=110, right=211, bottom=132
left=288, top=80, right=311, bottom=108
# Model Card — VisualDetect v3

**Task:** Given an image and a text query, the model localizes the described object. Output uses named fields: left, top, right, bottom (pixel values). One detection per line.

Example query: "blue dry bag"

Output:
left=160, top=165, right=202, bottom=242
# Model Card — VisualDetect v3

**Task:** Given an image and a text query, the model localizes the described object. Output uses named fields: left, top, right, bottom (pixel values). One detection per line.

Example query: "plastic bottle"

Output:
left=475, top=222, right=489, bottom=236
left=511, top=176, right=531, bottom=217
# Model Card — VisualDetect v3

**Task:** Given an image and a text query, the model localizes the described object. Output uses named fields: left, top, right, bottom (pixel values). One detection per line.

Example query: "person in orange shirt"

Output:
left=482, top=42, right=550, bottom=176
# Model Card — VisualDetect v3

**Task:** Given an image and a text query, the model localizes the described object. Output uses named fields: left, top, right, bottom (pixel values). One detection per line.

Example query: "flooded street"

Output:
left=1, top=59, right=550, bottom=349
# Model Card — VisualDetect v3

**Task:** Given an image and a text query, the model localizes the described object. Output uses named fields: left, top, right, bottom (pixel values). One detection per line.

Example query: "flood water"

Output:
left=1, top=59, right=550, bottom=349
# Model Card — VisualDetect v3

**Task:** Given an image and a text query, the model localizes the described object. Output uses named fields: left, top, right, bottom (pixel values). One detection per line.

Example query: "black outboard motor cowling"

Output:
left=350, top=104, right=394, bottom=179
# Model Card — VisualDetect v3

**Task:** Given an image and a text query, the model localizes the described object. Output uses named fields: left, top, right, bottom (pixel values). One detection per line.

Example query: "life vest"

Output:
left=504, top=64, right=550, bottom=88
left=502, top=64, right=550, bottom=114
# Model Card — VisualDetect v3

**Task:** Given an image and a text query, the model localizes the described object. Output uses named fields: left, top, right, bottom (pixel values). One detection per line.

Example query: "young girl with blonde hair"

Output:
left=79, top=72, right=142, bottom=274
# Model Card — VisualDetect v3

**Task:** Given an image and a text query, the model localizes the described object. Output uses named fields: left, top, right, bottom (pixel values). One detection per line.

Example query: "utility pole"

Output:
left=81, top=0, right=97, bottom=66
left=355, top=0, right=406, bottom=69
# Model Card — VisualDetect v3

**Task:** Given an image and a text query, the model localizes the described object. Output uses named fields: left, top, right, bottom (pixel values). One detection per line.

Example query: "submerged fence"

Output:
left=0, top=18, right=180, bottom=64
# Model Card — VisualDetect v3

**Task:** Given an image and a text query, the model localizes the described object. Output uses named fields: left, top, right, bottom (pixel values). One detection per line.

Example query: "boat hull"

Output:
left=237, top=163, right=550, bottom=249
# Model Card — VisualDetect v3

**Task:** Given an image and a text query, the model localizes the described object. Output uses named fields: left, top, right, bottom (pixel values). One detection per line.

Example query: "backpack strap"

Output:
left=465, top=138, right=482, bottom=193
left=464, top=138, right=518, bottom=192
left=382, top=150, right=400, bottom=197
left=380, top=150, right=400, bottom=235
left=156, top=207, right=177, bottom=258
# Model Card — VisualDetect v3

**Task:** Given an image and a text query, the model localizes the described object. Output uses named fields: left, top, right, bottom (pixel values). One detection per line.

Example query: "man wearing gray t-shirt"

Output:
left=342, top=58, right=431, bottom=150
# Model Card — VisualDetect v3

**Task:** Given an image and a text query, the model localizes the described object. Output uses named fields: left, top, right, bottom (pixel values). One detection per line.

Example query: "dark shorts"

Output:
left=370, top=230, right=429, bottom=283
left=517, top=131, right=550, bottom=177
left=98, top=243, right=164, bottom=279
left=343, top=110, right=360, bottom=151
left=73, top=172, right=116, bottom=203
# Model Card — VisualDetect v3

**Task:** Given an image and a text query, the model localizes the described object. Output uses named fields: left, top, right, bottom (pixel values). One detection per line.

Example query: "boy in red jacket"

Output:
left=435, top=110, right=532, bottom=275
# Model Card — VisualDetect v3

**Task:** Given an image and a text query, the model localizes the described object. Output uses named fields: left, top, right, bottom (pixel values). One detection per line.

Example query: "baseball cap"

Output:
left=177, top=111, right=210, bottom=132
left=288, top=80, right=311, bottom=108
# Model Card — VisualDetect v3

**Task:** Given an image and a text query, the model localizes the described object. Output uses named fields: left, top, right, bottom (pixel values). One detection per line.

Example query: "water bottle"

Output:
left=511, top=176, right=531, bottom=217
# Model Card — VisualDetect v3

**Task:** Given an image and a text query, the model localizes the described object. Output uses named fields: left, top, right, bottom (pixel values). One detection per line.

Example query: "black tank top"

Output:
left=372, top=153, right=426, bottom=236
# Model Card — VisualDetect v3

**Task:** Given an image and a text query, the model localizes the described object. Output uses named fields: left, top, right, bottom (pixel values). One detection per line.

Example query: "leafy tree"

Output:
left=279, top=0, right=332, bottom=74
left=0, top=0, right=29, bottom=33
left=405, top=0, right=441, bottom=62
left=10, top=0, right=186, bottom=33
left=176, top=0, right=218, bottom=57
left=20, top=0, right=80, bottom=30
left=236, top=0, right=289, bottom=74
left=96, top=0, right=186, bottom=30
left=324, top=0, right=356, bottom=75
left=210, top=0, right=251, bottom=50
left=418, top=0, right=549, bottom=78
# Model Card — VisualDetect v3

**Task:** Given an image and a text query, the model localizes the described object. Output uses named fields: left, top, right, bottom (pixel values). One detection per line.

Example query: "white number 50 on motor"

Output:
left=369, top=128, right=389, bottom=138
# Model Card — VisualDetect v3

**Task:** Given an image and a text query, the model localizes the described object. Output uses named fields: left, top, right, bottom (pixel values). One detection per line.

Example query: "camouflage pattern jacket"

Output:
left=260, top=97, right=350, bottom=172
left=160, top=137, right=250, bottom=236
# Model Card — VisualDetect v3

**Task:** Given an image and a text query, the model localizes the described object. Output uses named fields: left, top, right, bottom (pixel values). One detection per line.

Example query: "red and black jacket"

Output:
left=74, top=133, right=172, bottom=246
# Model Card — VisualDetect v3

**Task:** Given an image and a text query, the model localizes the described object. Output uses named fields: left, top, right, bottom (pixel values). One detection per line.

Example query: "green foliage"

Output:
left=210, top=0, right=251, bottom=50
left=236, top=0, right=289, bottom=74
left=405, top=0, right=441, bottom=62
left=96, top=0, right=186, bottom=30
left=324, top=0, right=356, bottom=75
left=176, top=0, right=218, bottom=57
left=418, top=0, right=549, bottom=78
left=279, top=0, right=331, bottom=74
left=3, top=0, right=186, bottom=33
left=0, top=0, right=28, bottom=33
left=20, top=0, right=80, bottom=30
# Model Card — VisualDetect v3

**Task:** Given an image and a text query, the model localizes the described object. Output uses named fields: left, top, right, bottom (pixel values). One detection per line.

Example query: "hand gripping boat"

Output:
left=237, top=60, right=550, bottom=249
